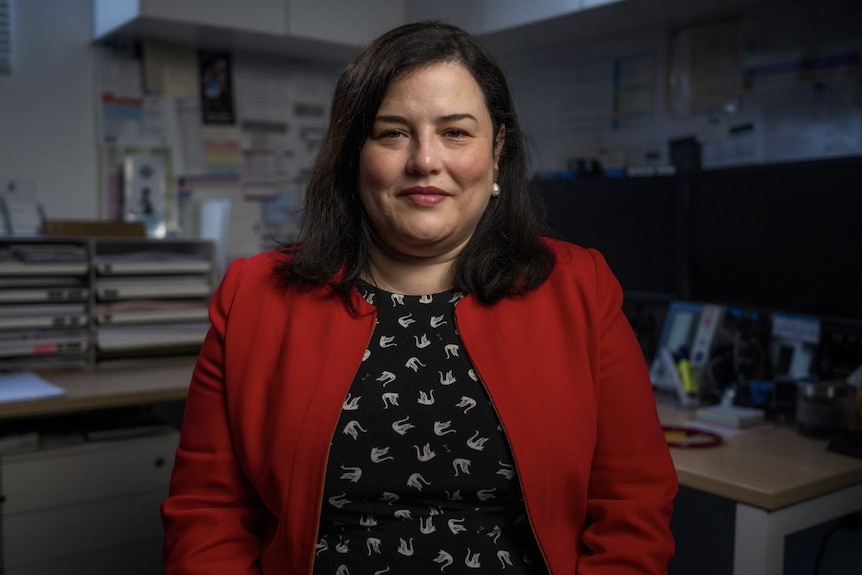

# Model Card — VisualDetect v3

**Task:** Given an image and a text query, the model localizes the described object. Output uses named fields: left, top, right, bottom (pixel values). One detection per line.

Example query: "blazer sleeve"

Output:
left=578, top=249, right=679, bottom=574
left=162, top=258, right=267, bottom=575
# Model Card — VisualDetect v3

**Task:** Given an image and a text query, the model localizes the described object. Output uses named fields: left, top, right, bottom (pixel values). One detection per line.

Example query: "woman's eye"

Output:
left=444, top=129, right=468, bottom=139
left=376, top=129, right=404, bottom=139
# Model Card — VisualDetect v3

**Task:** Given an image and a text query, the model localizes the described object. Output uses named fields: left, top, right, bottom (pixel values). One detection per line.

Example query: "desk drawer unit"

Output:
left=0, top=431, right=178, bottom=575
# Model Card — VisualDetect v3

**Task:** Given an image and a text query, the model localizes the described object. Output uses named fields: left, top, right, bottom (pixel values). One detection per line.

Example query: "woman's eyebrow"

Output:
left=373, top=113, right=479, bottom=124
left=438, top=113, right=479, bottom=124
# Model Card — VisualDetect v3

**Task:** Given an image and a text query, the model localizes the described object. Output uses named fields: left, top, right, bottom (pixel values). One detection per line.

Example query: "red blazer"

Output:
left=162, top=239, right=678, bottom=575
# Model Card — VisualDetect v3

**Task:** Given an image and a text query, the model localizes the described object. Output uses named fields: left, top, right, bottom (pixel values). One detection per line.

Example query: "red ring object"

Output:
left=662, top=425, right=723, bottom=448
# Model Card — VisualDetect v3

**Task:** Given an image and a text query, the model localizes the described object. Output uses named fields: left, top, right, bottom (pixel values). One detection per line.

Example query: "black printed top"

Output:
left=312, top=282, right=548, bottom=575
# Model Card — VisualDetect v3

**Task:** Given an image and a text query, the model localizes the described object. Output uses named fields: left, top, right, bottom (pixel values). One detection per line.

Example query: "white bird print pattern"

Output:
left=391, top=416, right=415, bottom=436
left=417, top=389, right=435, bottom=405
left=457, top=396, right=477, bottom=415
left=366, top=537, right=381, bottom=555
left=370, top=447, right=394, bottom=463
left=433, top=421, right=456, bottom=436
left=315, top=538, right=328, bottom=556
left=397, top=537, right=414, bottom=556
left=406, top=473, right=431, bottom=491
left=342, top=420, right=367, bottom=440
left=379, top=492, right=399, bottom=504
left=413, top=443, right=436, bottom=461
left=419, top=516, right=436, bottom=534
left=313, top=286, right=543, bottom=574
left=405, top=357, right=426, bottom=372
left=339, top=465, right=362, bottom=483
left=452, top=458, right=471, bottom=476
left=466, top=430, right=489, bottom=450
left=439, top=370, right=456, bottom=385
left=447, top=517, right=467, bottom=534
left=376, top=371, right=396, bottom=386
left=433, top=550, right=454, bottom=570
left=343, top=393, right=361, bottom=410
left=465, top=549, right=481, bottom=568
left=381, top=392, right=399, bottom=409
left=328, top=493, right=350, bottom=509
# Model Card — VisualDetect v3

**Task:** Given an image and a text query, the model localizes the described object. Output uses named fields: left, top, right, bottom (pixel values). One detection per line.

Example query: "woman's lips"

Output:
left=399, top=186, right=449, bottom=207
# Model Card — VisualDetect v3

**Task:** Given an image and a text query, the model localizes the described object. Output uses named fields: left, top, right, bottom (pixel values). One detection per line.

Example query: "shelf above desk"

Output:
left=0, top=360, right=194, bottom=420
left=657, top=401, right=862, bottom=511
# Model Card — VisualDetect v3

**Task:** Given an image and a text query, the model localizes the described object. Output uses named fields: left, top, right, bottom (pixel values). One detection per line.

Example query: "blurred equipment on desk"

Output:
left=649, top=301, right=706, bottom=406
left=770, top=313, right=821, bottom=379
left=649, top=300, right=770, bottom=407
left=796, top=380, right=857, bottom=439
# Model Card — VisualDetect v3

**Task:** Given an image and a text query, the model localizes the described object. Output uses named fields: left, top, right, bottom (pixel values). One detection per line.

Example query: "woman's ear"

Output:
left=494, top=125, right=506, bottom=166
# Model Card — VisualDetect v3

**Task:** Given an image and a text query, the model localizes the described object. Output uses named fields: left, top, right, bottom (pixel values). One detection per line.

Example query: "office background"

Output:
left=1, top=1, right=861, bottom=574
left=1, top=0, right=861, bottom=260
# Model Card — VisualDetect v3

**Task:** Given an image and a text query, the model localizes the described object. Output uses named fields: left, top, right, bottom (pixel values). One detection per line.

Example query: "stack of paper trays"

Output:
left=695, top=405, right=765, bottom=429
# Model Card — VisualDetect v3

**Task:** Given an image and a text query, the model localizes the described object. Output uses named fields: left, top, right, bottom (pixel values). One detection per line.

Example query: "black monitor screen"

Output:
left=533, top=176, right=684, bottom=298
left=689, top=157, right=862, bottom=321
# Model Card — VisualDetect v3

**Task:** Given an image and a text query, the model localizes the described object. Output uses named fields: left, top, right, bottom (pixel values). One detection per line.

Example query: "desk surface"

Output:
left=0, top=360, right=194, bottom=420
left=658, top=401, right=862, bottom=511
left=3, top=364, right=861, bottom=513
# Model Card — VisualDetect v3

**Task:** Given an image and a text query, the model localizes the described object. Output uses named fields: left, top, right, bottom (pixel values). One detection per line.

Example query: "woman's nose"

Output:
left=407, top=137, right=442, bottom=175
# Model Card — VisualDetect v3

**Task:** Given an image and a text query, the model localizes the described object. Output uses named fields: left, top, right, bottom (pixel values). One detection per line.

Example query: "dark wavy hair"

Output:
left=278, top=20, right=554, bottom=306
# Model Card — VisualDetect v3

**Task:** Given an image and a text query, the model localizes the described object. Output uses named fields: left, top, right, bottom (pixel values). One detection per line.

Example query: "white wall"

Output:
left=500, top=0, right=862, bottom=172
left=2, top=0, right=860, bottom=225
left=0, top=0, right=99, bottom=219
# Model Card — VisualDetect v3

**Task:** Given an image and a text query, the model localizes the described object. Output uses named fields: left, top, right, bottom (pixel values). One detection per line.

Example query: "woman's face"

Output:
left=358, top=62, right=502, bottom=262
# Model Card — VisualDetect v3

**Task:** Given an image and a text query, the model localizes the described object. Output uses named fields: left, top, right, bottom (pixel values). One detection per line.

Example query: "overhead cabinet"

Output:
left=92, top=0, right=406, bottom=61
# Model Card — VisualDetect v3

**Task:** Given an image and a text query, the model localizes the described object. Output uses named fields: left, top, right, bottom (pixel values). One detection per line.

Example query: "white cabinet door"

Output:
left=1, top=432, right=178, bottom=573
left=287, top=0, right=404, bottom=46
left=95, top=0, right=288, bottom=37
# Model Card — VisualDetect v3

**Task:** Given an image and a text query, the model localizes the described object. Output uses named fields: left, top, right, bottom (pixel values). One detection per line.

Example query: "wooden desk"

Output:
left=0, top=360, right=194, bottom=420
left=658, top=402, right=862, bottom=575
left=0, top=362, right=192, bottom=574
left=4, top=367, right=859, bottom=574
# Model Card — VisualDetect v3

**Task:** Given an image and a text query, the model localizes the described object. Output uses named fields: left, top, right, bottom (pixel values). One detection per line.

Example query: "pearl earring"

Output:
left=491, top=182, right=501, bottom=197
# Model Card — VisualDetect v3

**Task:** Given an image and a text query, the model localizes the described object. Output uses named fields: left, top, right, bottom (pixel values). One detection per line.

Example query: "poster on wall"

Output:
left=198, top=50, right=235, bottom=125
left=667, top=19, right=742, bottom=116
left=100, top=146, right=177, bottom=235
left=123, top=153, right=167, bottom=237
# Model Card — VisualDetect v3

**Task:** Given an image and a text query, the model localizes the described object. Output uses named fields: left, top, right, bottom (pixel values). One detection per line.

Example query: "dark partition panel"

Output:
left=689, top=156, right=862, bottom=321
left=534, top=156, right=862, bottom=323
left=533, top=175, right=686, bottom=299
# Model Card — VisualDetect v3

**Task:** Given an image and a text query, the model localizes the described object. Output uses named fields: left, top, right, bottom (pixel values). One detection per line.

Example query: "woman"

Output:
left=162, top=20, right=678, bottom=575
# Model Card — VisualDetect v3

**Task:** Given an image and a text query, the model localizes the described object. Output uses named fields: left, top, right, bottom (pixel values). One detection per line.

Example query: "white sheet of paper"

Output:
left=0, top=372, right=66, bottom=403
